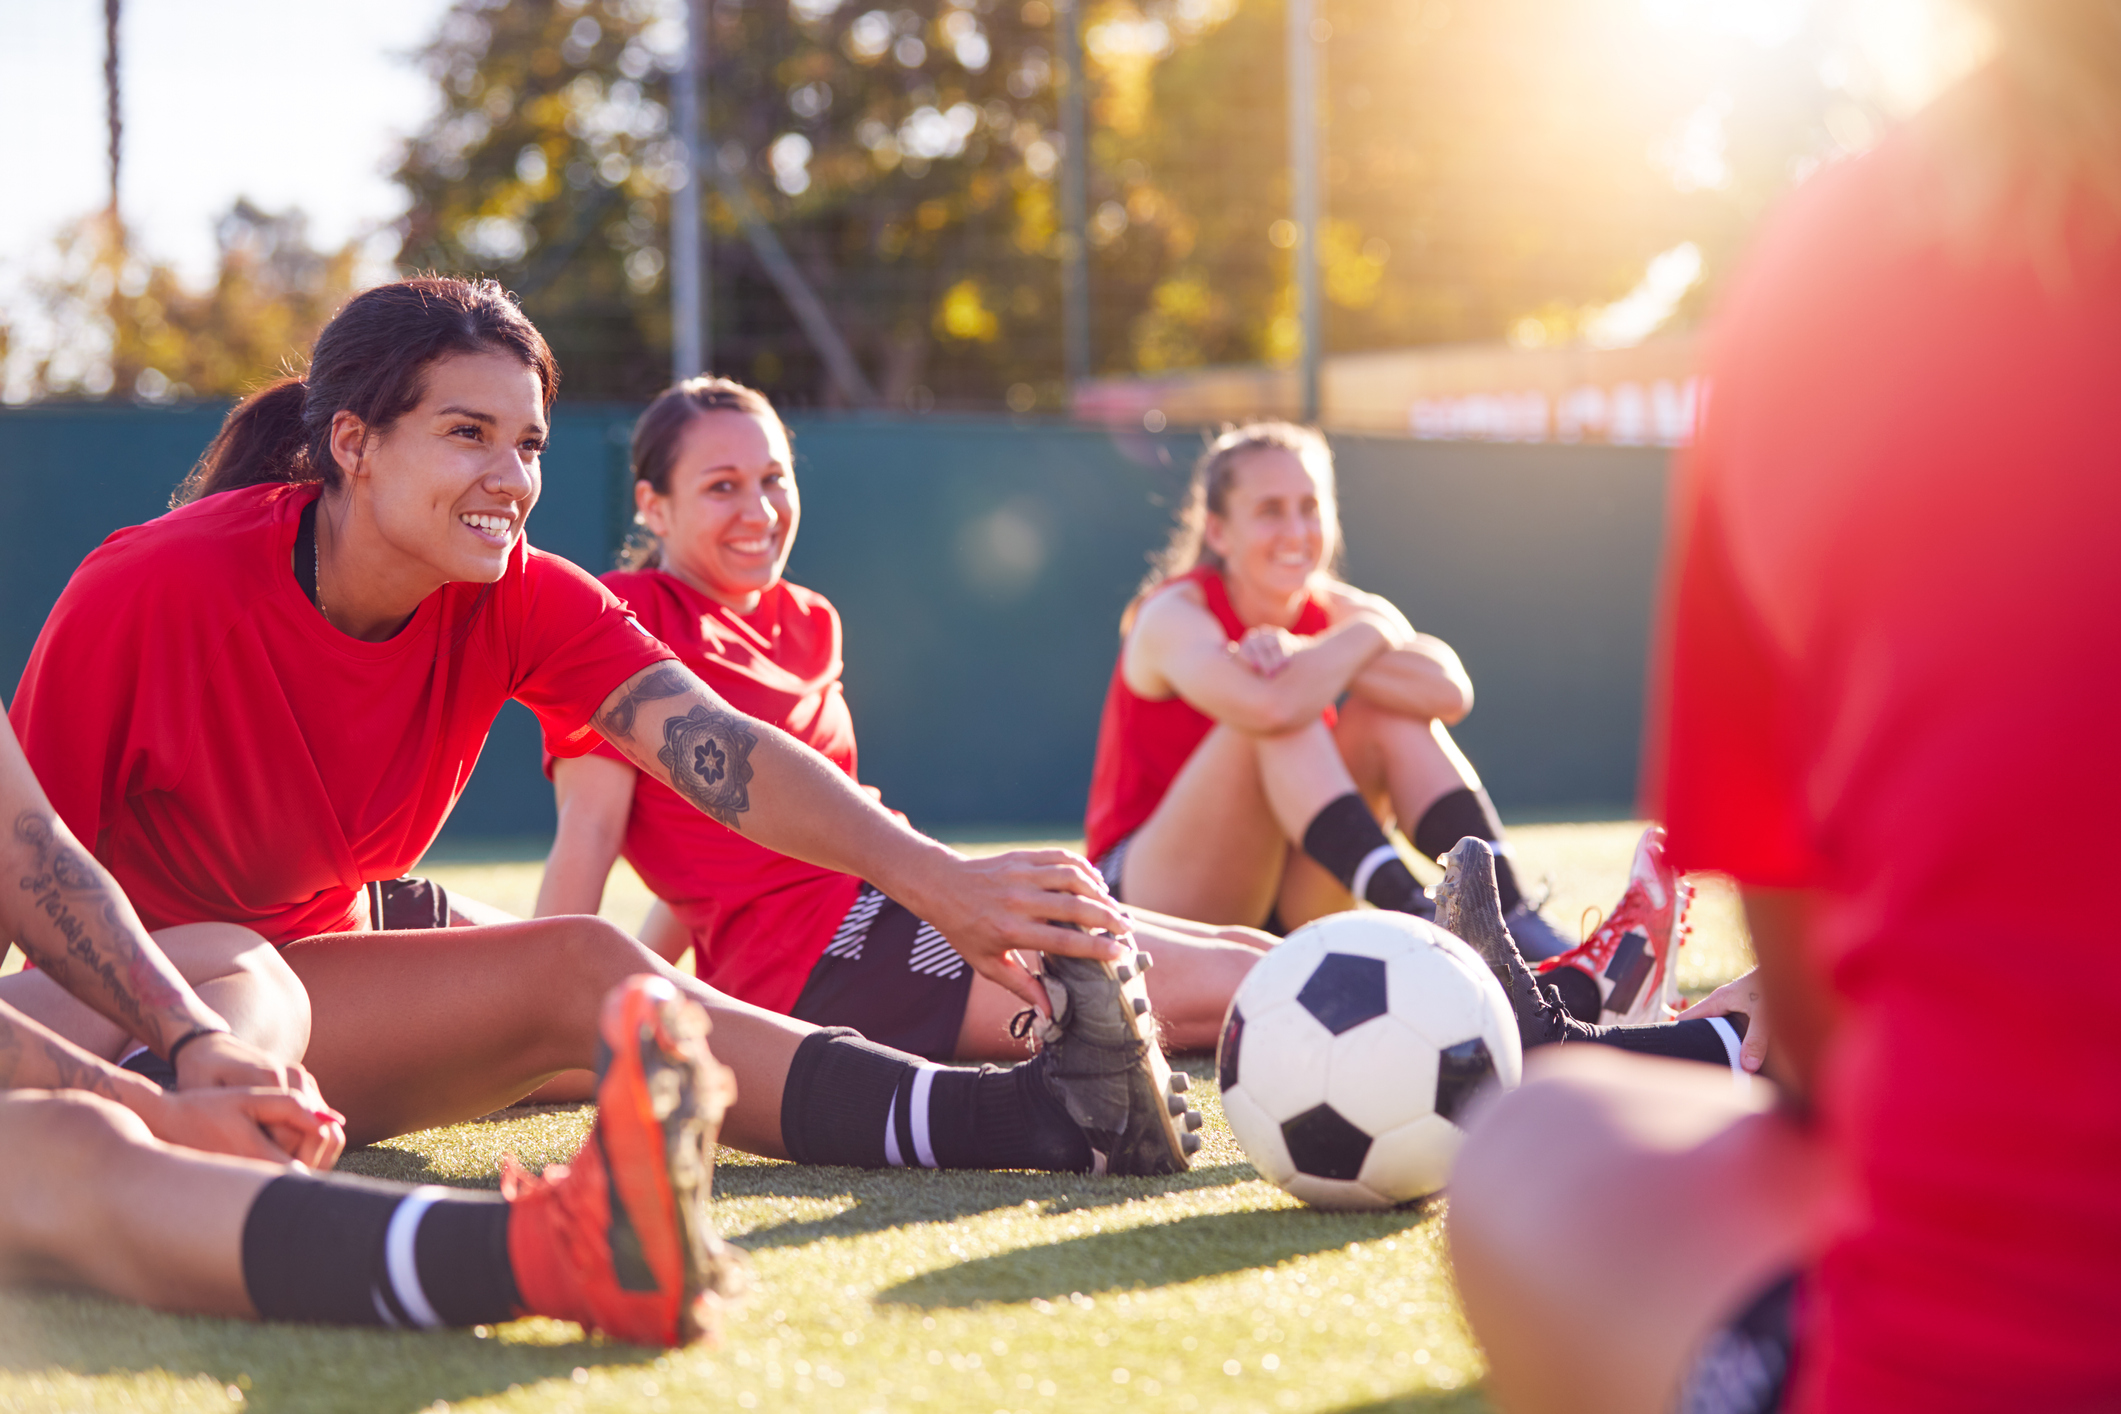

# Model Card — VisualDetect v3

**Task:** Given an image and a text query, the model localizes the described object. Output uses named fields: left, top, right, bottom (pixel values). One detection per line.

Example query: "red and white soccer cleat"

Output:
left=1535, top=825, right=1693, bottom=1026
left=503, top=976, right=749, bottom=1347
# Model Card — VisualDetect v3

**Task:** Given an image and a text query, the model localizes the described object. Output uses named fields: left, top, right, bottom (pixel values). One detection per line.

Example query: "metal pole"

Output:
left=104, top=0, right=122, bottom=228
left=1057, top=0, right=1090, bottom=390
left=670, top=0, right=706, bottom=381
left=1288, top=0, right=1321, bottom=422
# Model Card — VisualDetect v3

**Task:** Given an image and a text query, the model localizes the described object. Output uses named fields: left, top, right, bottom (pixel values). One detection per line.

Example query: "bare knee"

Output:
left=153, top=923, right=312, bottom=1062
left=0, top=1094, right=155, bottom=1262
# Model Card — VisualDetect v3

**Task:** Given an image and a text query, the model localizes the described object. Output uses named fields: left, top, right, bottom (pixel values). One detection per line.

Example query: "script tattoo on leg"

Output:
left=596, top=664, right=695, bottom=740
left=656, top=705, right=758, bottom=830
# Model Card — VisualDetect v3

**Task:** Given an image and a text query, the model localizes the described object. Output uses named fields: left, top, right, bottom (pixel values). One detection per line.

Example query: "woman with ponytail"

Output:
left=534, top=377, right=1267, bottom=1064
left=5, top=277, right=1208, bottom=1183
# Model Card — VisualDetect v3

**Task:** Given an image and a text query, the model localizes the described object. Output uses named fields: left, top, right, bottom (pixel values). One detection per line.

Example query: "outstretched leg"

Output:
left=0, top=978, right=744, bottom=1348
left=1448, top=1048, right=1828, bottom=1414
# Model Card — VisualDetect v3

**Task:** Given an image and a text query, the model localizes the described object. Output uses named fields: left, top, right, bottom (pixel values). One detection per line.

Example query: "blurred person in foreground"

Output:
left=1447, top=5, right=2121, bottom=1411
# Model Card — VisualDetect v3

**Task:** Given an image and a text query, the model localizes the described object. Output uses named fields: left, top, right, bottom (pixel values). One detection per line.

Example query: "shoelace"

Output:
left=1009, top=1005, right=1151, bottom=1076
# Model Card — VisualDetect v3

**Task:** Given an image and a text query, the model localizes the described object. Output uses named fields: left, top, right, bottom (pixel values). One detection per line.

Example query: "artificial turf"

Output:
left=0, top=820, right=1753, bottom=1414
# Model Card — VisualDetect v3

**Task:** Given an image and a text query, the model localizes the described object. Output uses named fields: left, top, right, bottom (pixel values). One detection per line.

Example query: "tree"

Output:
left=0, top=204, right=360, bottom=404
left=395, top=0, right=1091, bottom=407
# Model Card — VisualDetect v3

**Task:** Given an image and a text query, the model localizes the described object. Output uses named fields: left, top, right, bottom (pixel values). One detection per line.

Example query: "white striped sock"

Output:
left=383, top=1186, right=449, bottom=1329
left=1350, top=843, right=1401, bottom=904
left=1704, top=1017, right=1747, bottom=1082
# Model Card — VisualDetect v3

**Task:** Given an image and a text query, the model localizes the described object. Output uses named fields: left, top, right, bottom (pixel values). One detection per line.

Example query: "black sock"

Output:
left=240, top=1173, right=517, bottom=1328
left=117, top=1046, right=178, bottom=1091
left=1573, top=1015, right=1749, bottom=1074
left=779, top=1028, right=1093, bottom=1172
left=1412, top=788, right=1522, bottom=914
left=1300, top=793, right=1432, bottom=917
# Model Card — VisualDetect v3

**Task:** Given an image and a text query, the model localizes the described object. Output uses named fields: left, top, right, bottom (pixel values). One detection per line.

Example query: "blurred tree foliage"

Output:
left=391, top=0, right=1847, bottom=407
left=1, top=205, right=359, bottom=403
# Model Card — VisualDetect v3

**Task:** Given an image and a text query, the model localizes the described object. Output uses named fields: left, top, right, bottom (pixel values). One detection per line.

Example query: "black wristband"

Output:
left=165, top=1025, right=229, bottom=1068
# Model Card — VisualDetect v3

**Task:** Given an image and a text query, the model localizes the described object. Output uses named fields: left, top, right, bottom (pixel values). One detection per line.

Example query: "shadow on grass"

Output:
left=719, top=1158, right=1266, bottom=1251
left=874, top=1203, right=1438, bottom=1308
left=0, top=1290, right=656, bottom=1414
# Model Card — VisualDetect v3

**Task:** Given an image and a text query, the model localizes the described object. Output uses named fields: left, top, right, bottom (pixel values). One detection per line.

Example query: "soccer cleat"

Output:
left=1021, top=944, right=1202, bottom=1175
left=1434, top=837, right=1580, bottom=1051
left=1534, top=825, right=1692, bottom=1026
left=503, top=976, right=749, bottom=1347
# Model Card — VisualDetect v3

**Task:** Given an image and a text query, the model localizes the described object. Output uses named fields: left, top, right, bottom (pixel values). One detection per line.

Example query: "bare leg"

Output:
left=1121, top=720, right=1360, bottom=926
left=951, top=912, right=1267, bottom=1061
left=277, top=915, right=807, bottom=1156
left=0, top=922, right=310, bottom=1066
left=1447, top=1048, right=1830, bottom=1414
left=0, top=1091, right=275, bottom=1317
left=1333, top=696, right=1483, bottom=842
left=639, top=900, right=693, bottom=967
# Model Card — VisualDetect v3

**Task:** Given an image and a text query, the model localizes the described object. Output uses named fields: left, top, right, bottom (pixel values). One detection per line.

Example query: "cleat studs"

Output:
left=1184, top=1110, right=1204, bottom=1131
left=1131, top=996, right=1151, bottom=1016
left=1137, top=952, right=1155, bottom=971
left=1115, top=963, right=1134, bottom=982
left=1168, top=1094, right=1188, bottom=1116
left=1181, top=1131, right=1203, bottom=1155
left=1168, top=1072, right=1191, bottom=1093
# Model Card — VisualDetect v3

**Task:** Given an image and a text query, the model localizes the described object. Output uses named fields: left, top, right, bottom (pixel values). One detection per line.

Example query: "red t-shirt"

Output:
left=1084, top=566, right=1333, bottom=860
left=543, top=569, right=864, bottom=1013
left=10, top=483, right=673, bottom=944
left=1648, top=124, right=2121, bottom=1410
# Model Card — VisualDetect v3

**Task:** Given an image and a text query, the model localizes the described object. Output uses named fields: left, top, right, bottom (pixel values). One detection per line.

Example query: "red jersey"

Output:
left=544, top=569, right=864, bottom=1013
left=1648, top=125, right=2121, bottom=1410
left=10, top=483, right=673, bottom=944
left=1084, top=566, right=1333, bottom=860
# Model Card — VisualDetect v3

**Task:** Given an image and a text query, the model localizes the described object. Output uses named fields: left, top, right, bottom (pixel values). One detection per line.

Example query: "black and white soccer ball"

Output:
left=1216, top=910, right=1522, bottom=1210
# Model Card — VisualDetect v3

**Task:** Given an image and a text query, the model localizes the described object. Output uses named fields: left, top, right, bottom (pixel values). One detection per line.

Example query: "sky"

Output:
left=1, top=0, right=454, bottom=290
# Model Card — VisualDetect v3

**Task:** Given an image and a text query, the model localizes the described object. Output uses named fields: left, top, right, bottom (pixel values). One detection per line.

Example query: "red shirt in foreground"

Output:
left=10, top=484, right=673, bottom=943
left=1648, top=126, right=2121, bottom=1410
left=1083, top=565, right=1333, bottom=861
left=544, top=569, right=864, bottom=1013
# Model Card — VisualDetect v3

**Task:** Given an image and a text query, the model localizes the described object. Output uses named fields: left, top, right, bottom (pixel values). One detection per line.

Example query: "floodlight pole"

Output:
left=1057, top=0, right=1091, bottom=391
left=1288, top=0, right=1321, bottom=422
left=670, top=0, right=709, bottom=381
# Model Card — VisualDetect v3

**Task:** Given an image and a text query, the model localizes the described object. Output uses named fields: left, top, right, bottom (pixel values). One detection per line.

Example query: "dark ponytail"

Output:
left=174, top=276, right=559, bottom=507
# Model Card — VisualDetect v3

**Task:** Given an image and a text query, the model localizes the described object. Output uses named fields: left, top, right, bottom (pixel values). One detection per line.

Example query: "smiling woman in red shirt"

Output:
left=533, top=378, right=1268, bottom=1063
left=4, top=278, right=1206, bottom=1181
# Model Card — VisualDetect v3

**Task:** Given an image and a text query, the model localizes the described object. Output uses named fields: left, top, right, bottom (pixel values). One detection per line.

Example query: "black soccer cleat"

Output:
left=1434, top=837, right=1588, bottom=1053
left=1021, top=943, right=1203, bottom=1175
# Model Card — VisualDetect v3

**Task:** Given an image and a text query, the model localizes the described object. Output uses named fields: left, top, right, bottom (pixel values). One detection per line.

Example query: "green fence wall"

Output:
left=0, top=406, right=1668, bottom=838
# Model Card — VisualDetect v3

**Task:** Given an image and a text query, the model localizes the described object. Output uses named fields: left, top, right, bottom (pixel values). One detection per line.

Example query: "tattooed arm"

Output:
left=0, top=729, right=224, bottom=1060
left=590, top=662, right=1133, bottom=1009
left=0, top=996, right=341, bottom=1165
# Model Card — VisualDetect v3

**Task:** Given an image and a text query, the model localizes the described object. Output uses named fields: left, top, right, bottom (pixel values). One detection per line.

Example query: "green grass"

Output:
left=0, top=821, right=1752, bottom=1413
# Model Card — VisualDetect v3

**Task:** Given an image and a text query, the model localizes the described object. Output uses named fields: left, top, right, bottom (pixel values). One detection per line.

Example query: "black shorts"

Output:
left=788, top=885, right=976, bottom=1062
left=366, top=876, right=453, bottom=931
left=1675, top=1273, right=1799, bottom=1414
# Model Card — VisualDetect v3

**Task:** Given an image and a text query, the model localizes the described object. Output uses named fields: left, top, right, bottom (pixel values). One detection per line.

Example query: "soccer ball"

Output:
left=1216, top=910, right=1522, bottom=1210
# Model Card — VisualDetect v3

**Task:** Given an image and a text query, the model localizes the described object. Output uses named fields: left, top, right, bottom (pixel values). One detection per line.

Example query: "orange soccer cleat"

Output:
left=503, top=976, right=749, bottom=1347
left=1535, top=825, right=1694, bottom=1026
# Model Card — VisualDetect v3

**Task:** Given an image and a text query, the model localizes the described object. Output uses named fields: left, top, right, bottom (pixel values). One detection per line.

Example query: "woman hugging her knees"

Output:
left=1085, top=422, right=1571, bottom=954
left=536, top=376, right=1268, bottom=1066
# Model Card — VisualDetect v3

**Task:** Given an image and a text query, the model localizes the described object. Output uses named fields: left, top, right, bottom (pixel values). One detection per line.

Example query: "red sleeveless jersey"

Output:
left=1083, top=566, right=1333, bottom=860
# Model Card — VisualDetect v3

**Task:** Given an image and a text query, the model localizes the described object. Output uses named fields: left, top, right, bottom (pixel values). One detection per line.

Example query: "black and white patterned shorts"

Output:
left=788, top=884, right=976, bottom=1062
